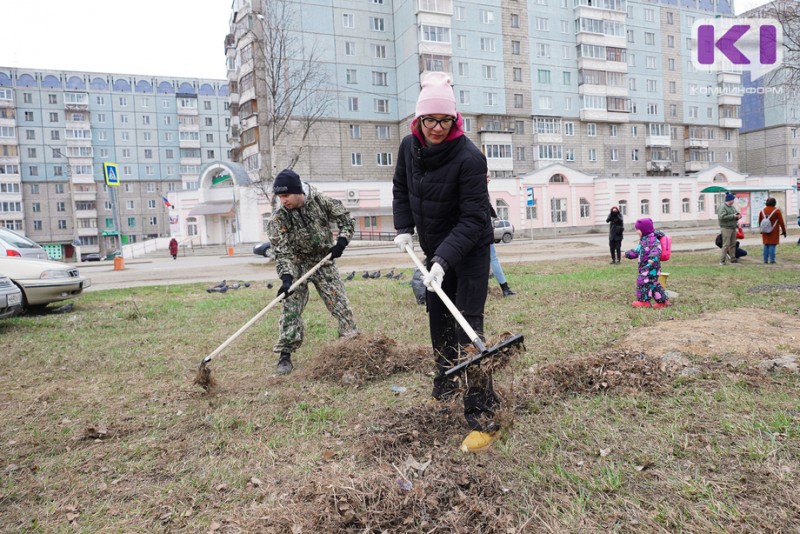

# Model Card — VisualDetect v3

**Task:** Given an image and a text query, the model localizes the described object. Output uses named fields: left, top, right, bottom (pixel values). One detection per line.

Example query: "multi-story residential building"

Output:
left=226, top=0, right=740, bottom=186
left=0, top=68, right=229, bottom=260
left=738, top=1, right=800, bottom=180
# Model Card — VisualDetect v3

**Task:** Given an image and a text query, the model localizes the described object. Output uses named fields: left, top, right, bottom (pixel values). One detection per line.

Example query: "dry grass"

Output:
left=1, top=247, right=799, bottom=532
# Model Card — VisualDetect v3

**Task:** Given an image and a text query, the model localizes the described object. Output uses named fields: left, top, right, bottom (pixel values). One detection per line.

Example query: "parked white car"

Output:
left=0, top=274, right=23, bottom=318
left=0, top=257, right=90, bottom=311
left=0, top=228, right=48, bottom=259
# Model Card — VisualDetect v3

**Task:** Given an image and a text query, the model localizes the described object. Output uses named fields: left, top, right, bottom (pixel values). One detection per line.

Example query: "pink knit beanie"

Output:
left=415, top=72, right=457, bottom=119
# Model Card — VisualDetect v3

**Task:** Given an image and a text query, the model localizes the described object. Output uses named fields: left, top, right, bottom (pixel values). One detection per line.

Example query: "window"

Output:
left=421, top=25, right=448, bottom=42
left=458, top=62, right=469, bottom=77
left=345, top=41, right=356, bottom=55
left=511, top=14, right=520, bottom=28
left=480, top=38, right=496, bottom=52
left=539, top=96, right=552, bottom=110
left=372, top=71, right=388, bottom=86
left=485, top=92, right=498, bottom=106
left=551, top=198, right=567, bottom=223
left=58, top=220, right=67, bottom=230
left=49, top=112, right=58, bottom=122
left=564, top=122, right=574, bottom=136
left=586, top=123, right=596, bottom=136
left=370, top=17, right=385, bottom=31
left=374, top=99, right=389, bottom=113
left=631, top=149, right=639, bottom=161
left=610, top=148, right=619, bottom=161
left=342, top=13, right=354, bottom=28
left=127, top=217, right=136, bottom=228
left=376, top=125, right=391, bottom=139
left=512, top=41, right=521, bottom=55
left=24, top=111, right=34, bottom=121
left=640, top=199, right=650, bottom=215
left=535, top=17, right=548, bottom=31
left=480, top=10, right=494, bottom=24
left=644, top=32, right=655, bottom=45
left=515, top=120, right=525, bottom=134
left=144, top=149, right=153, bottom=159
left=564, top=148, right=574, bottom=161
left=459, top=90, right=470, bottom=105
left=661, top=198, right=671, bottom=214
left=376, top=153, right=392, bottom=166
left=348, top=97, right=359, bottom=111
left=513, top=67, right=523, bottom=82
left=588, top=148, right=596, bottom=161
left=346, top=69, right=358, bottom=84
left=349, top=125, right=361, bottom=139
left=537, top=69, right=551, bottom=84
left=579, top=198, right=590, bottom=218
left=48, top=94, right=57, bottom=104
left=536, top=43, right=550, bottom=58
left=351, top=153, right=362, bottom=166
left=483, top=65, right=497, bottom=80
left=682, top=198, right=690, bottom=214
left=372, top=44, right=386, bottom=58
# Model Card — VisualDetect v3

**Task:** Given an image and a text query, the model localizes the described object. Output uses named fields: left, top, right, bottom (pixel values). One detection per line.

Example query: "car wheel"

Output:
left=502, top=233, right=512, bottom=243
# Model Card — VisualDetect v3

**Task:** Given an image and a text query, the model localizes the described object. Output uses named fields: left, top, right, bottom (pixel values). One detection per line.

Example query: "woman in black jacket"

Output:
left=606, top=206, right=624, bottom=264
left=392, top=72, right=498, bottom=453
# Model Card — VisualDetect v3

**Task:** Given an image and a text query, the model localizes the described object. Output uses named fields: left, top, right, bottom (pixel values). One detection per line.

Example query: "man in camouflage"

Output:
left=267, top=168, right=358, bottom=375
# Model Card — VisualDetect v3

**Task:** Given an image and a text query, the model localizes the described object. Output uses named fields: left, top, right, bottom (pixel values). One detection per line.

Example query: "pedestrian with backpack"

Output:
left=624, top=217, right=670, bottom=308
left=758, top=197, right=787, bottom=264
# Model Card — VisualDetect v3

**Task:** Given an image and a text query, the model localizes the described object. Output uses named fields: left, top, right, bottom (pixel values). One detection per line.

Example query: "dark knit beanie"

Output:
left=273, top=169, right=303, bottom=195
left=724, top=192, right=736, bottom=202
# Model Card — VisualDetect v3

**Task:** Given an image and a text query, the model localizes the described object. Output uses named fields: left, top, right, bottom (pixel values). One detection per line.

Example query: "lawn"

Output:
left=1, top=246, right=799, bottom=532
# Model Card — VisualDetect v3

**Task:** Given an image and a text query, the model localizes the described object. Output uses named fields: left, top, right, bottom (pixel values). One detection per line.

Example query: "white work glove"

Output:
left=394, top=233, right=413, bottom=252
left=423, top=262, right=445, bottom=292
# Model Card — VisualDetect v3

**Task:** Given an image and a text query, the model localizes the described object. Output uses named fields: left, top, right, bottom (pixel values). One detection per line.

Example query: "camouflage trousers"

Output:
left=272, top=260, right=357, bottom=354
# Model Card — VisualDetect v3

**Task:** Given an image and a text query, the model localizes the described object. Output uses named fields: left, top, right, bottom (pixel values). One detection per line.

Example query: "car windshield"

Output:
left=0, top=229, right=40, bottom=249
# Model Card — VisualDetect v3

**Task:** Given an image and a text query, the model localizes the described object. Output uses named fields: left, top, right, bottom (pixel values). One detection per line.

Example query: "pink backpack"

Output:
left=659, top=234, right=672, bottom=261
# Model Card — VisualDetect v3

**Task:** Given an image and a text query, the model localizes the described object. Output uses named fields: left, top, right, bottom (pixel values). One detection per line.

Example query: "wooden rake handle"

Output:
left=404, top=245, right=487, bottom=353
left=200, top=253, right=333, bottom=365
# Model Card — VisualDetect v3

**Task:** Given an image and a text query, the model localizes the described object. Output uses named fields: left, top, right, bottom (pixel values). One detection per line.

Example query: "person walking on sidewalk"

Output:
left=717, top=192, right=742, bottom=265
left=758, top=197, right=787, bottom=264
left=268, top=169, right=358, bottom=375
left=168, top=238, right=178, bottom=260
left=606, top=206, right=624, bottom=264
left=393, top=71, right=500, bottom=453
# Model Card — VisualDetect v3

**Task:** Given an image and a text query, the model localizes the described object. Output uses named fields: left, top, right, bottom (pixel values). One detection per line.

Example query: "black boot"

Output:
left=500, top=282, right=516, bottom=297
left=276, top=351, right=293, bottom=375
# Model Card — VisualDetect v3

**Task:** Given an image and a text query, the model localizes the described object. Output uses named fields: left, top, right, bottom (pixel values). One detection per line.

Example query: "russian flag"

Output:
left=161, top=195, right=172, bottom=208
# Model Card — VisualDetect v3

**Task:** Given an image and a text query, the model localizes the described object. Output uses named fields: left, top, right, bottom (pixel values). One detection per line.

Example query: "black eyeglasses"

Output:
left=420, top=117, right=455, bottom=129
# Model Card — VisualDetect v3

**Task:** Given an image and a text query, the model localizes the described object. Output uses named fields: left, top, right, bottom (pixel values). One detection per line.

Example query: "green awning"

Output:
left=700, top=186, right=730, bottom=193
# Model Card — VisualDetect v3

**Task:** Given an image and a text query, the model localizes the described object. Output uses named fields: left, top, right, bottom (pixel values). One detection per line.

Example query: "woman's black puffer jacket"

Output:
left=393, top=133, right=492, bottom=269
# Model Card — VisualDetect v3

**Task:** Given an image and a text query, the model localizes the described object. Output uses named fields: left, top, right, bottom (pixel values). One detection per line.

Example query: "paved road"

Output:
left=81, top=226, right=760, bottom=292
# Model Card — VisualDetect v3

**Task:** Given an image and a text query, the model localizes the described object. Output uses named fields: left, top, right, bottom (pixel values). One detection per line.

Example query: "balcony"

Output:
left=719, top=117, right=742, bottom=129
left=718, top=94, right=741, bottom=106
left=684, top=138, right=709, bottom=149
left=646, top=160, right=672, bottom=172
left=532, top=132, right=563, bottom=144
left=645, top=135, right=671, bottom=147
left=685, top=161, right=709, bottom=172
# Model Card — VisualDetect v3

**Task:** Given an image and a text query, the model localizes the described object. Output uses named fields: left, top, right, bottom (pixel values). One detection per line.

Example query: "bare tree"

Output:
left=751, top=0, right=800, bottom=95
left=248, top=0, right=334, bottom=198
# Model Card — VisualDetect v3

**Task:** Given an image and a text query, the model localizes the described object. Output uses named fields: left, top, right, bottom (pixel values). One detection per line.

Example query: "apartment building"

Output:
left=226, top=0, right=741, bottom=185
left=0, top=68, right=229, bottom=260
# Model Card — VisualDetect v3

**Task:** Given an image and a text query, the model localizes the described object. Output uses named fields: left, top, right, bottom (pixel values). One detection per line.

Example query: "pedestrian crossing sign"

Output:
left=103, top=162, right=120, bottom=186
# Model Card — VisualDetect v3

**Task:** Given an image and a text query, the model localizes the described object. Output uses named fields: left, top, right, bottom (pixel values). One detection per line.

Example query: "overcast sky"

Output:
left=0, top=0, right=232, bottom=80
left=0, top=0, right=775, bottom=80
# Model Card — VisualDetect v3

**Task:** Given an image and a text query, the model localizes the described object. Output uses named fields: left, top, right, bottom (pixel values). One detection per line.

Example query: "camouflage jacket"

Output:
left=267, top=183, right=355, bottom=278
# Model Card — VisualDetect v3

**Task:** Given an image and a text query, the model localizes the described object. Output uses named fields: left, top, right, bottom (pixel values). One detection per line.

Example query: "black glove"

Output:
left=328, top=236, right=348, bottom=260
left=277, top=274, right=293, bottom=298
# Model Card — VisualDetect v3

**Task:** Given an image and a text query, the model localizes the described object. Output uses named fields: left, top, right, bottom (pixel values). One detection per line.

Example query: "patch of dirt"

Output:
left=617, top=307, right=800, bottom=362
